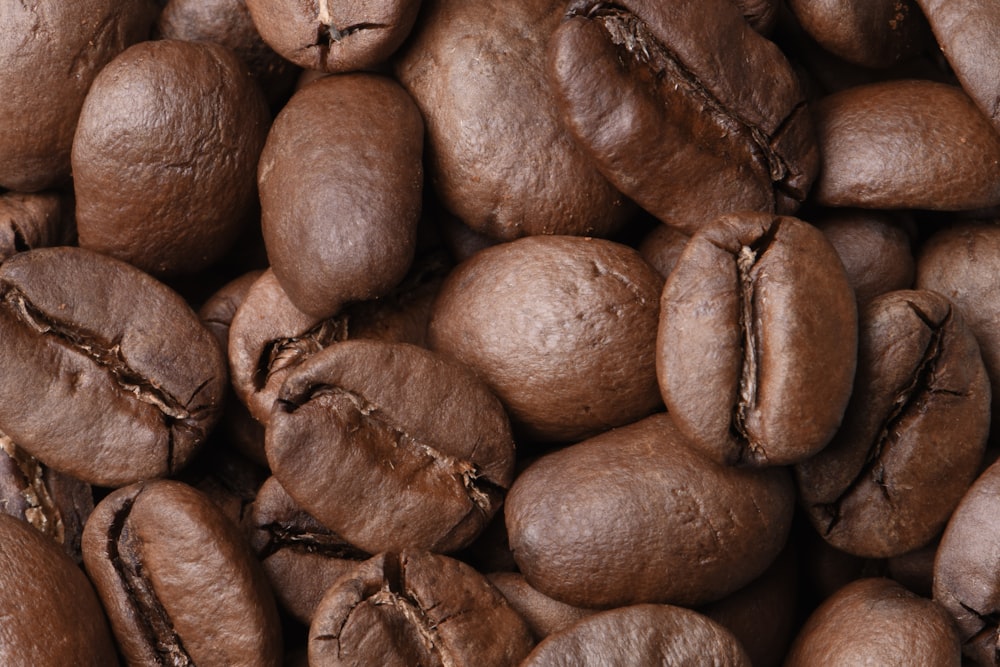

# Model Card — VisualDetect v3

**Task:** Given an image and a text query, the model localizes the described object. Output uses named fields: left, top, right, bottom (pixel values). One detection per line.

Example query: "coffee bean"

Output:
left=487, top=572, right=595, bottom=641
left=0, top=191, right=73, bottom=262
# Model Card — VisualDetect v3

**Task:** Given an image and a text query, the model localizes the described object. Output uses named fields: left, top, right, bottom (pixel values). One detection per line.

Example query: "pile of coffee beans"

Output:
left=1, top=0, right=999, bottom=664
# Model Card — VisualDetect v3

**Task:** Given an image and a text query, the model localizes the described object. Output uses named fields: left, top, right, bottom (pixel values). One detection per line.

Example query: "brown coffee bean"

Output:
left=506, top=413, right=794, bottom=609
left=547, top=0, right=817, bottom=235
left=395, top=0, right=632, bottom=240
left=429, top=235, right=663, bottom=443
left=813, top=80, right=1000, bottom=210
left=917, top=0, right=1000, bottom=135
left=82, top=479, right=283, bottom=666
left=0, top=1, right=157, bottom=191
left=521, top=604, right=751, bottom=666
left=796, top=289, right=989, bottom=558
left=0, top=191, right=74, bottom=262
left=657, top=212, right=857, bottom=466
left=267, top=340, right=515, bottom=554
left=249, top=476, right=371, bottom=624
left=786, top=0, right=932, bottom=68
left=0, top=513, right=119, bottom=666
left=487, top=572, right=595, bottom=641
left=934, top=458, right=1000, bottom=665
left=72, top=39, right=270, bottom=276
left=258, top=73, right=422, bottom=318
left=0, top=247, right=226, bottom=487
left=786, top=577, right=960, bottom=666
left=733, top=0, right=781, bottom=34
left=637, top=223, right=689, bottom=281
left=309, top=551, right=535, bottom=666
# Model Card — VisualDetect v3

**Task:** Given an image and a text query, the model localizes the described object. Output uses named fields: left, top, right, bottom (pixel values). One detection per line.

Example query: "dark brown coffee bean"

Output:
left=395, top=0, right=631, bottom=240
left=887, top=540, right=938, bottom=599
left=813, top=209, right=915, bottom=304
left=917, top=0, right=1000, bottom=135
left=429, top=235, right=663, bottom=443
left=786, top=0, right=932, bottom=68
left=733, top=0, right=781, bottom=34
left=786, top=577, right=960, bottom=666
left=934, top=458, right=1000, bottom=665
left=0, top=433, right=93, bottom=565
left=310, top=551, right=534, bottom=666
left=506, top=413, right=794, bottom=609
left=267, top=340, right=515, bottom=554
left=0, top=513, right=119, bottom=666
left=521, top=604, right=751, bottom=666
left=0, top=191, right=74, bottom=262
left=82, top=479, right=283, bottom=666
left=0, top=1, right=157, bottom=191
left=637, top=223, right=689, bottom=281
left=487, top=572, right=595, bottom=641
left=72, top=39, right=270, bottom=276
left=657, top=212, right=857, bottom=466
left=155, top=0, right=300, bottom=109
left=813, top=80, right=1000, bottom=210
left=547, top=0, right=817, bottom=235
left=0, top=247, right=226, bottom=487
left=246, top=0, right=421, bottom=73
left=249, top=476, right=371, bottom=624
left=258, top=73, right=422, bottom=318
left=796, top=290, right=989, bottom=558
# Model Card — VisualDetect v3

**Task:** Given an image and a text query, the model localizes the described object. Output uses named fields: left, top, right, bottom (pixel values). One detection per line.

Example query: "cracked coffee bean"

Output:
left=0, top=247, right=226, bottom=487
left=246, top=0, right=422, bottom=73
left=258, top=72, right=422, bottom=319
left=429, top=235, right=663, bottom=443
left=786, top=577, right=960, bottom=666
left=249, top=476, right=372, bottom=624
left=308, top=550, right=535, bottom=666
left=547, top=0, right=818, bottom=235
left=0, top=190, right=74, bottom=263
left=82, top=479, right=283, bottom=666
left=657, top=212, right=857, bottom=466
left=521, top=603, right=751, bottom=666
left=267, top=340, right=515, bottom=554
left=0, top=512, right=119, bottom=666
left=506, top=413, right=794, bottom=609
left=796, top=289, right=989, bottom=559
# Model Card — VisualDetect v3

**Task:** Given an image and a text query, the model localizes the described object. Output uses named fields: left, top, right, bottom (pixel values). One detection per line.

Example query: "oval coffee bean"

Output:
left=657, top=212, right=857, bottom=466
left=258, top=73, right=422, bottom=318
left=82, top=479, right=283, bottom=666
left=548, top=0, right=817, bottom=234
left=429, top=235, right=663, bottom=443
left=0, top=191, right=73, bottom=262
left=521, top=604, right=751, bottom=666
left=796, top=290, right=989, bottom=558
left=506, top=413, right=794, bottom=609
left=0, top=247, right=226, bottom=487
left=786, top=577, right=960, bottom=666
left=813, top=80, right=1000, bottom=210
left=487, top=572, right=595, bottom=641
left=0, top=513, right=118, bottom=666
left=309, top=551, right=535, bottom=666
left=267, top=340, right=515, bottom=554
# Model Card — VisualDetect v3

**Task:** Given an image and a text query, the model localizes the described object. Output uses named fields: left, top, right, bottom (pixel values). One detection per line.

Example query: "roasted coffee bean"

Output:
left=0, top=191, right=73, bottom=262
left=72, top=39, right=271, bottom=277
left=395, top=0, right=631, bottom=240
left=506, top=413, right=794, bottom=609
left=813, top=80, right=1000, bottom=210
left=521, top=604, right=751, bottom=666
left=0, top=433, right=93, bottom=564
left=787, top=577, right=960, bottom=666
left=429, top=235, right=662, bottom=443
left=0, top=0, right=157, bottom=191
left=249, top=476, right=371, bottom=624
left=547, top=0, right=817, bottom=235
left=657, top=212, right=857, bottom=466
left=267, top=340, right=515, bottom=554
left=0, top=513, right=119, bottom=666
left=796, top=290, right=989, bottom=558
left=82, top=479, right=283, bottom=666
left=0, top=247, right=226, bottom=487
left=246, top=0, right=421, bottom=73
left=786, top=0, right=932, bottom=69
left=637, top=223, right=689, bottom=281
left=934, top=458, right=1000, bottom=665
left=487, top=572, right=595, bottom=641
left=309, top=551, right=535, bottom=666
left=917, top=0, right=1000, bottom=135
left=732, top=0, right=781, bottom=34
left=258, top=73, right=422, bottom=318
left=813, top=209, right=915, bottom=304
